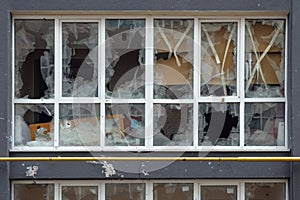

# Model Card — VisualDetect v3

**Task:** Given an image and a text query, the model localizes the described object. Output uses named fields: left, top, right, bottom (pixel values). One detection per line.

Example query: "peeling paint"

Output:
left=101, top=161, right=116, bottom=177
left=25, top=165, right=39, bottom=178
left=87, top=160, right=116, bottom=177
left=142, top=170, right=149, bottom=176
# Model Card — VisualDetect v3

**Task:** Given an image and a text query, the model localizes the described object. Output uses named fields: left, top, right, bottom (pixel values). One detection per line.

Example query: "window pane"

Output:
left=201, top=185, right=237, bottom=200
left=245, top=183, right=286, bottom=200
left=105, top=19, right=145, bottom=98
left=105, top=183, right=145, bottom=200
left=201, top=22, right=237, bottom=96
left=59, top=103, right=100, bottom=146
left=245, top=19, right=285, bottom=98
left=105, top=104, right=145, bottom=146
left=154, top=19, right=194, bottom=99
left=199, top=103, right=240, bottom=146
left=153, top=183, right=193, bottom=200
left=62, top=186, right=98, bottom=200
left=245, top=103, right=285, bottom=146
left=14, top=184, right=54, bottom=200
left=14, top=104, right=54, bottom=147
left=62, top=22, right=98, bottom=97
left=15, top=19, right=54, bottom=99
left=153, top=104, right=193, bottom=146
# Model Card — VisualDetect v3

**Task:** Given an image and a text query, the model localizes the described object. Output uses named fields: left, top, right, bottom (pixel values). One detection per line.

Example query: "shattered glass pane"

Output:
left=15, top=19, right=54, bottom=99
left=105, top=183, right=145, bottom=200
left=105, top=103, right=145, bottom=146
left=62, top=22, right=98, bottom=97
left=201, top=22, right=237, bottom=96
left=201, top=185, right=237, bottom=200
left=153, top=104, right=193, bottom=146
left=105, top=19, right=145, bottom=98
left=62, top=186, right=98, bottom=200
left=154, top=19, right=194, bottom=99
left=245, top=183, right=286, bottom=200
left=198, top=103, right=240, bottom=146
left=153, top=183, right=193, bottom=200
left=59, top=103, right=100, bottom=146
left=245, top=19, right=285, bottom=98
left=14, top=184, right=54, bottom=200
left=245, top=102, right=285, bottom=146
left=14, top=104, right=54, bottom=147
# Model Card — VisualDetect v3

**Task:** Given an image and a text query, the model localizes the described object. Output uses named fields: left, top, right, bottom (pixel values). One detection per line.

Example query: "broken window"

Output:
left=62, top=186, right=98, bottom=200
left=105, top=19, right=145, bottom=98
left=245, top=183, right=286, bottom=200
left=105, top=104, right=145, bottom=146
left=59, top=103, right=100, bottom=146
left=245, top=19, right=285, bottom=98
left=12, top=17, right=287, bottom=150
left=201, top=22, right=237, bottom=96
left=153, top=104, right=193, bottom=146
left=14, top=104, right=54, bottom=147
left=15, top=19, right=55, bottom=99
left=245, top=103, right=285, bottom=146
left=105, top=183, right=145, bottom=200
left=201, top=185, right=237, bottom=200
left=198, top=103, right=240, bottom=146
left=154, top=19, right=194, bottom=99
left=153, top=183, right=193, bottom=200
left=62, top=22, right=98, bottom=97
left=14, top=184, right=54, bottom=200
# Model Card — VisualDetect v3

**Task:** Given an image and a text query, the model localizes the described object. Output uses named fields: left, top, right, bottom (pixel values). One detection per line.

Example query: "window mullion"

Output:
left=100, top=18, right=106, bottom=149
left=145, top=182, right=153, bottom=200
left=54, top=18, right=61, bottom=148
left=194, top=18, right=200, bottom=147
left=239, top=18, right=246, bottom=147
left=145, top=17, right=154, bottom=149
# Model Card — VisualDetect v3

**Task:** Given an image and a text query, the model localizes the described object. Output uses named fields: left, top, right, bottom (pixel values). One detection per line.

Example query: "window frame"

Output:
left=11, top=179, right=289, bottom=200
left=11, top=15, right=288, bottom=152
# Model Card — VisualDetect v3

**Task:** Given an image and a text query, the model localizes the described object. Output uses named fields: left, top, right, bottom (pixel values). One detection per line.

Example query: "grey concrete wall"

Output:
left=0, top=3, right=11, bottom=200
left=7, top=0, right=290, bottom=11
left=290, top=0, right=300, bottom=199
left=0, top=0, right=297, bottom=199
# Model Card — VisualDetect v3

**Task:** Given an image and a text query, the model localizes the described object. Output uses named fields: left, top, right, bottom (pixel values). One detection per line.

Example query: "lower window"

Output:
left=12, top=180, right=287, bottom=200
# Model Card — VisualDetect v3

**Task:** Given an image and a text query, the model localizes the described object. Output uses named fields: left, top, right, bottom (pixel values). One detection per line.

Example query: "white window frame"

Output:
left=11, top=15, right=288, bottom=152
left=11, top=179, right=288, bottom=200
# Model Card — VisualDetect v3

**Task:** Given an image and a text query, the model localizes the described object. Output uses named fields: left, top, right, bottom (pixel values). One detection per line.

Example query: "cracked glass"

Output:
left=105, top=19, right=145, bottom=99
left=201, top=22, right=237, bottom=96
left=245, top=19, right=285, bottom=98
left=14, top=104, right=54, bottom=147
left=14, top=19, right=55, bottom=99
left=198, top=103, right=240, bottom=146
left=105, top=104, right=145, bottom=146
left=62, top=22, right=98, bottom=97
left=154, top=19, right=194, bottom=99
left=59, top=103, right=100, bottom=146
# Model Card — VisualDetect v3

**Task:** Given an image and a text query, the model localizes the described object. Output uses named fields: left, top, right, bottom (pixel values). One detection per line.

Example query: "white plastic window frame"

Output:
left=11, top=179, right=288, bottom=200
left=11, top=15, right=288, bottom=152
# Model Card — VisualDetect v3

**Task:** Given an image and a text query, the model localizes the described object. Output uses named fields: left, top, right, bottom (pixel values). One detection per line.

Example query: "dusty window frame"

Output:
left=11, top=179, right=288, bottom=200
left=11, top=15, right=288, bottom=152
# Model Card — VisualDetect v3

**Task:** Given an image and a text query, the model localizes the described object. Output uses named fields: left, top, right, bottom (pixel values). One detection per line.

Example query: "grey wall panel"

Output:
left=9, top=160, right=290, bottom=180
left=8, top=0, right=290, bottom=11
left=9, top=152, right=291, bottom=180
left=290, top=0, right=300, bottom=199
left=0, top=5, right=11, bottom=200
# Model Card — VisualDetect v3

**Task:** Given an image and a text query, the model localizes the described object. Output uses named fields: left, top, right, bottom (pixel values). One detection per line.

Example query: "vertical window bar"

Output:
left=54, top=18, right=61, bottom=147
left=145, top=17, right=154, bottom=148
left=239, top=18, right=246, bottom=147
left=100, top=18, right=106, bottom=148
left=194, top=18, right=200, bottom=147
